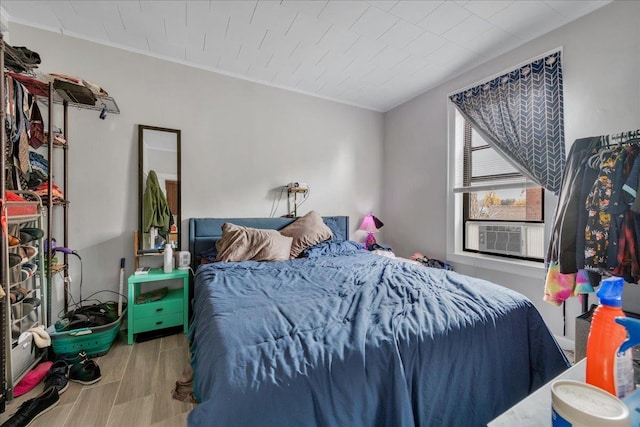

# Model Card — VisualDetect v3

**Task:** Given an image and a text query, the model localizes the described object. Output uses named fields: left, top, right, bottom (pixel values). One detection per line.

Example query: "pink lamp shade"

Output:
left=358, top=214, right=384, bottom=249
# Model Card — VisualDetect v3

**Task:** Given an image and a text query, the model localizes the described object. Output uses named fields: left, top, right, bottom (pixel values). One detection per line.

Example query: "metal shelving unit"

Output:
left=1, top=33, right=8, bottom=413
left=4, top=193, right=47, bottom=401
left=0, top=35, right=49, bottom=405
left=1, top=35, right=120, bottom=408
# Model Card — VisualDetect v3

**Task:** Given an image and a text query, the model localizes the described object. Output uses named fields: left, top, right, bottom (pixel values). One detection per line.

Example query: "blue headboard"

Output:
left=188, top=216, right=349, bottom=267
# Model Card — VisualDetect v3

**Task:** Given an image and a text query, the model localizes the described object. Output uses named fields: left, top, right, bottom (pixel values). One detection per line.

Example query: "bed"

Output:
left=187, top=215, right=569, bottom=427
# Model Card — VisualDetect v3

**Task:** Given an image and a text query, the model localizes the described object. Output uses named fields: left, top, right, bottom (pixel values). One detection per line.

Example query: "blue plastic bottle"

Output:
left=618, top=317, right=640, bottom=425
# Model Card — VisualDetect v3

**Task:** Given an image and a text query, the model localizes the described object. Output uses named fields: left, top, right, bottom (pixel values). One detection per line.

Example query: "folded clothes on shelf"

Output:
left=5, top=191, right=27, bottom=202
left=29, top=151, right=49, bottom=176
left=4, top=45, right=41, bottom=73
left=44, top=128, right=66, bottom=145
left=7, top=72, right=48, bottom=98
left=5, top=190, right=39, bottom=216
left=48, top=72, right=109, bottom=97
left=34, top=181, right=64, bottom=203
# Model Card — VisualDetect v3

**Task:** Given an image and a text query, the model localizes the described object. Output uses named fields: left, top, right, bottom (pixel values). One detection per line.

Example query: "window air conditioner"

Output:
left=478, top=225, right=525, bottom=257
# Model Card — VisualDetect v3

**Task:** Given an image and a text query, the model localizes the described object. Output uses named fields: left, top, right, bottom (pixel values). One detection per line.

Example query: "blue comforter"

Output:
left=189, top=252, right=568, bottom=426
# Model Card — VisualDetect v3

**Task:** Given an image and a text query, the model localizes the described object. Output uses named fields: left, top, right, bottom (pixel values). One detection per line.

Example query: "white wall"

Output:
left=383, top=1, right=640, bottom=342
left=8, top=23, right=384, bottom=318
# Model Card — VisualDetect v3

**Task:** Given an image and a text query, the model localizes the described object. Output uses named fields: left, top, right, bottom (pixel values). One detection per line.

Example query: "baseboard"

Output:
left=554, top=335, right=575, bottom=351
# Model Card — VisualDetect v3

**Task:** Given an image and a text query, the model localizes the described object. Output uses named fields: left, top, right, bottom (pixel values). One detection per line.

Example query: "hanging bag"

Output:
left=28, top=101, right=45, bottom=149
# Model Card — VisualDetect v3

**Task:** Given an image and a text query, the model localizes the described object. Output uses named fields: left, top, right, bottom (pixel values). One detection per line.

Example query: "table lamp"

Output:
left=359, top=213, right=384, bottom=250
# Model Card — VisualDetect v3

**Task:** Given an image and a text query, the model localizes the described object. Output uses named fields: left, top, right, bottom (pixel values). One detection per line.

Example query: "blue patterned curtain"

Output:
left=450, top=51, right=565, bottom=193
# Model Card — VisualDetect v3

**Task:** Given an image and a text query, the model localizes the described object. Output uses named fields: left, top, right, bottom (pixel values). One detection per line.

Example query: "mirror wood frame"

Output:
left=138, top=124, right=181, bottom=252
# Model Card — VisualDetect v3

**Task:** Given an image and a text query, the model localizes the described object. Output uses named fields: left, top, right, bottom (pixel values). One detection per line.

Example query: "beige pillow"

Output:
left=215, top=223, right=293, bottom=262
left=279, top=211, right=332, bottom=258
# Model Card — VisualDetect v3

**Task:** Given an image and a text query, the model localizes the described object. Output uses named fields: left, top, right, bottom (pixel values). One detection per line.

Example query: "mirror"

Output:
left=138, top=125, right=181, bottom=251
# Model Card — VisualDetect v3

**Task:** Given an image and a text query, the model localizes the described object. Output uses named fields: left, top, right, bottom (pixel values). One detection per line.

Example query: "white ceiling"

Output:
left=1, top=0, right=611, bottom=112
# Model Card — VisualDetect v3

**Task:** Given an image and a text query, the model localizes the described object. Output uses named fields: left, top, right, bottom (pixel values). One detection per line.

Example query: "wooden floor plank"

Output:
left=150, top=347, right=193, bottom=424
left=106, top=394, right=154, bottom=427
left=0, top=332, right=192, bottom=427
left=150, top=411, right=189, bottom=427
left=94, top=334, right=133, bottom=385
left=58, top=382, right=84, bottom=406
left=114, top=338, right=161, bottom=405
left=31, top=402, right=74, bottom=426
left=159, top=332, right=188, bottom=352
left=64, top=381, right=120, bottom=427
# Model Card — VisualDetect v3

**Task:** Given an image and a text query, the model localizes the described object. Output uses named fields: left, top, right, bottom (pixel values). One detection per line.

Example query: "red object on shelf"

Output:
left=7, top=72, right=49, bottom=97
left=5, top=191, right=38, bottom=216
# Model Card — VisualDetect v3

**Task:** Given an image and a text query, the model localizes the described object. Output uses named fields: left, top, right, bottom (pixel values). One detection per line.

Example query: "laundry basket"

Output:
left=47, top=307, right=126, bottom=357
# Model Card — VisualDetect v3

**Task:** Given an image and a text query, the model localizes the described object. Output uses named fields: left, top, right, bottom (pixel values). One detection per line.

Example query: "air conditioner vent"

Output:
left=478, top=225, right=525, bottom=257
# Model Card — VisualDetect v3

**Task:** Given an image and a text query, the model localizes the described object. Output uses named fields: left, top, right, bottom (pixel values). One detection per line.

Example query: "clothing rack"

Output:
left=585, top=133, right=640, bottom=311
left=546, top=128, right=640, bottom=314
left=587, top=131, right=640, bottom=313
left=608, top=129, right=640, bottom=145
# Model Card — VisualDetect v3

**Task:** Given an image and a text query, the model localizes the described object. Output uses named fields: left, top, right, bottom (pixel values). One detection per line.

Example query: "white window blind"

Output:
left=453, top=110, right=538, bottom=194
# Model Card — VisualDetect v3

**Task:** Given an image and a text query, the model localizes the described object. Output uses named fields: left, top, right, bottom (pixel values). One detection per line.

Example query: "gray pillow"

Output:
left=279, top=211, right=333, bottom=258
left=215, top=223, right=293, bottom=262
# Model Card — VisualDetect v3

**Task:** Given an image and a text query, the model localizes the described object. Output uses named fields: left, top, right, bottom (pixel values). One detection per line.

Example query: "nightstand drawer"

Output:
left=133, top=312, right=183, bottom=333
left=134, top=288, right=183, bottom=318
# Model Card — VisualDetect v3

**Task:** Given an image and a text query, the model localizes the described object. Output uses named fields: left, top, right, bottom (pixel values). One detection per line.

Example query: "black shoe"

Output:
left=43, top=360, right=69, bottom=395
left=60, top=351, right=102, bottom=385
left=19, top=227, right=44, bottom=244
left=70, top=359, right=101, bottom=385
left=1, top=386, right=59, bottom=427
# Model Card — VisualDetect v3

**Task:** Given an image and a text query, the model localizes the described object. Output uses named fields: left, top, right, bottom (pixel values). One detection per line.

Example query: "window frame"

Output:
left=459, top=118, right=545, bottom=262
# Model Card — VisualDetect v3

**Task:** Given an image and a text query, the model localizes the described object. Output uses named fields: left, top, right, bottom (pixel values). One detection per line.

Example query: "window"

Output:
left=454, top=110, right=545, bottom=261
left=448, top=51, right=563, bottom=265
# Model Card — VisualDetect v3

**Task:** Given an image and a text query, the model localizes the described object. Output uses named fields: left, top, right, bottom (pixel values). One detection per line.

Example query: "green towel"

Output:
left=143, top=170, right=174, bottom=234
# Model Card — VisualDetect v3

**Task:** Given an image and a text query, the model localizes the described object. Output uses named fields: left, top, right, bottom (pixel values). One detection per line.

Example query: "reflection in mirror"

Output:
left=138, top=125, right=181, bottom=251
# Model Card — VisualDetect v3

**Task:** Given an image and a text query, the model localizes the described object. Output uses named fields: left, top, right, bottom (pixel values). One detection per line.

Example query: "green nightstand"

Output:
left=127, top=268, right=189, bottom=345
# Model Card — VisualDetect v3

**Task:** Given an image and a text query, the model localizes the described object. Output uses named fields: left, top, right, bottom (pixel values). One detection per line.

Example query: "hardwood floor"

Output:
left=0, top=331, right=194, bottom=426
